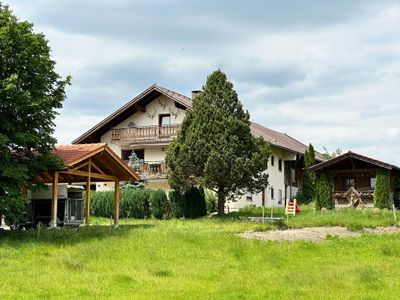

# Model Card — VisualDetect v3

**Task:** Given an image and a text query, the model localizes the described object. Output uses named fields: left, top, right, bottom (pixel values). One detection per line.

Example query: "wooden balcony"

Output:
left=111, top=124, right=180, bottom=144
left=133, top=161, right=168, bottom=179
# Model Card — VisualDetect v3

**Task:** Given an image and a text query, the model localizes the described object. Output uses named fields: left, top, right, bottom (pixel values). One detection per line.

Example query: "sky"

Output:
left=6, top=0, right=400, bottom=165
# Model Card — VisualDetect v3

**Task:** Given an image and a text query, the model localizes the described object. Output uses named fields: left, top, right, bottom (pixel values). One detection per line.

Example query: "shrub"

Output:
left=150, top=189, right=170, bottom=219
left=90, top=190, right=114, bottom=218
left=374, top=168, right=391, bottom=209
left=169, top=190, right=185, bottom=218
left=315, top=174, right=333, bottom=210
left=121, top=189, right=151, bottom=218
left=184, top=187, right=207, bottom=219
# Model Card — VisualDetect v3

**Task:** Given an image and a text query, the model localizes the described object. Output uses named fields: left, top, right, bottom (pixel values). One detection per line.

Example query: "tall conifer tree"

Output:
left=166, top=70, right=270, bottom=215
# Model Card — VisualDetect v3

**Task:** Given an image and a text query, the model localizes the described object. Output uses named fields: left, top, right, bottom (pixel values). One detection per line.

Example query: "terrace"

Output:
left=111, top=124, right=180, bottom=144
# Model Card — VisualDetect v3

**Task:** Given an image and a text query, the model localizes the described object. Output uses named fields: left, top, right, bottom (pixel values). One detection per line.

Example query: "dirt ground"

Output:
left=241, top=226, right=400, bottom=242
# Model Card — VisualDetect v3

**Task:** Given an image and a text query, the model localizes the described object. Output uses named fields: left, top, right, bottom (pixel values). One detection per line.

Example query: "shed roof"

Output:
left=309, top=151, right=400, bottom=172
left=38, top=143, right=139, bottom=183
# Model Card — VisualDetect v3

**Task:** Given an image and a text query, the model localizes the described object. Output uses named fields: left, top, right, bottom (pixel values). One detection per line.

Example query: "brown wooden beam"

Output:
left=59, top=169, right=119, bottom=182
left=85, top=161, right=91, bottom=225
left=326, top=169, right=376, bottom=174
left=50, top=172, right=59, bottom=228
left=114, top=180, right=120, bottom=227
left=91, top=160, right=106, bottom=175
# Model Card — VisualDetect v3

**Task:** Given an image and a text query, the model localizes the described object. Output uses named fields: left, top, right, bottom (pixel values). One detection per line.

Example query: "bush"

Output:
left=169, top=187, right=207, bottom=219
left=121, top=189, right=151, bottom=218
left=89, top=188, right=168, bottom=219
left=184, top=187, right=207, bottom=219
left=302, top=170, right=316, bottom=204
left=150, top=189, right=170, bottom=219
left=374, top=168, right=391, bottom=209
left=169, top=190, right=185, bottom=218
left=315, top=174, right=333, bottom=210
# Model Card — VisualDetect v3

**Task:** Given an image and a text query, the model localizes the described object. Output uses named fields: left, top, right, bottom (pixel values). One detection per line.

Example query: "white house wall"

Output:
left=228, top=146, right=297, bottom=210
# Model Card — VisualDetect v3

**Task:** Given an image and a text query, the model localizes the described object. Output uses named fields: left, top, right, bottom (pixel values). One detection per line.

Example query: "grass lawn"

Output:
left=1, top=211, right=400, bottom=299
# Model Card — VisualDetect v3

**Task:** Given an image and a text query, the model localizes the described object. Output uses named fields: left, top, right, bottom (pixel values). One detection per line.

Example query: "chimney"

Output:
left=191, top=90, right=202, bottom=100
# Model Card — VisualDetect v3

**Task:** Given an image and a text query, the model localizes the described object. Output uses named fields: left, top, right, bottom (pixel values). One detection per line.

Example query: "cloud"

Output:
left=5, top=0, right=400, bottom=165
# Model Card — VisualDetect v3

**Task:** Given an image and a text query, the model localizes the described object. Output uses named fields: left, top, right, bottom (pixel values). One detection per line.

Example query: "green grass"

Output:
left=1, top=214, right=400, bottom=299
left=230, top=204, right=399, bottom=228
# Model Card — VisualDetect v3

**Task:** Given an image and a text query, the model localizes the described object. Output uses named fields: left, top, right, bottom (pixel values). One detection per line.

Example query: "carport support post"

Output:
left=85, top=175, right=91, bottom=225
left=50, top=172, right=59, bottom=228
left=114, top=180, right=120, bottom=227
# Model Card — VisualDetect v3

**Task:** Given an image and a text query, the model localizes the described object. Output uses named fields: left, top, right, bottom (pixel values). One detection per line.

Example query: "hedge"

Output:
left=169, top=187, right=208, bottom=219
left=88, top=188, right=169, bottom=219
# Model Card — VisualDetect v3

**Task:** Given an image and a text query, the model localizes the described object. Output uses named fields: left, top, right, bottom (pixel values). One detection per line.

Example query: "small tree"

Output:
left=315, top=174, right=333, bottom=210
left=302, top=144, right=317, bottom=203
left=166, top=70, right=270, bottom=215
left=374, top=168, right=391, bottom=209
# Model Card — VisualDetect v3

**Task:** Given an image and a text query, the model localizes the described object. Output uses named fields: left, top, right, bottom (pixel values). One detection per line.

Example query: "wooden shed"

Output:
left=37, top=143, right=138, bottom=227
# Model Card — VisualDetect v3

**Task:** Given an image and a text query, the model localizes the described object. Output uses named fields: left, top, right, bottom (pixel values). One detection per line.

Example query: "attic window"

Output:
left=127, top=122, right=136, bottom=128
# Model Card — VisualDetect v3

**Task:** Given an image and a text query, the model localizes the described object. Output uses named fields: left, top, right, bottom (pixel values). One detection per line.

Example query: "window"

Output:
left=370, top=177, right=376, bottom=189
left=246, top=192, right=252, bottom=202
left=159, top=114, right=171, bottom=127
left=291, top=168, right=296, bottom=184
left=270, top=188, right=274, bottom=200
left=278, top=159, right=282, bottom=171
left=344, top=178, right=355, bottom=190
left=271, top=155, right=275, bottom=166
left=278, top=189, right=282, bottom=204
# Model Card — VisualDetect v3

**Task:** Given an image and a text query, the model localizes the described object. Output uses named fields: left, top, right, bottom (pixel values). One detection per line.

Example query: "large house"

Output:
left=73, top=84, right=324, bottom=208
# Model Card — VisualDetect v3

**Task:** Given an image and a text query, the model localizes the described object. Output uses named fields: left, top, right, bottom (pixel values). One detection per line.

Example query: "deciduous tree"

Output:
left=0, top=4, right=70, bottom=223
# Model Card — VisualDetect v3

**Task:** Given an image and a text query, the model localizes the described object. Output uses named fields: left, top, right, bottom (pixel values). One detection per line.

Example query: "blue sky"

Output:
left=6, top=0, right=400, bottom=164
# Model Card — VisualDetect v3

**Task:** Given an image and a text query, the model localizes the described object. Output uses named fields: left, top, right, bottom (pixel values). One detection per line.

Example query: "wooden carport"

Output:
left=37, top=143, right=138, bottom=227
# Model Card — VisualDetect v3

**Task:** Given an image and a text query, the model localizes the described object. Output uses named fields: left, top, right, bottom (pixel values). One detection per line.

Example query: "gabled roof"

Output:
left=309, top=151, right=400, bottom=172
left=72, top=84, right=192, bottom=144
left=72, top=85, right=322, bottom=159
left=251, top=122, right=325, bottom=161
left=50, top=143, right=139, bottom=181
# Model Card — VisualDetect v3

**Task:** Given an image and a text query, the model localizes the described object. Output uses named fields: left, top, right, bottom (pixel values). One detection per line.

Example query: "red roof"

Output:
left=52, top=143, right=107, bottom=166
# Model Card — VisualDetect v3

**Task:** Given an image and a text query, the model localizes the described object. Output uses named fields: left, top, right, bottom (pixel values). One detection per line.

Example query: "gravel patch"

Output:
left=241, top=226, right=400, bottom=242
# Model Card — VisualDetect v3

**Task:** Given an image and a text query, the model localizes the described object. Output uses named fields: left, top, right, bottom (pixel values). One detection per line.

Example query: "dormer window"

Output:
left=159, top=114, right=171, bottom=127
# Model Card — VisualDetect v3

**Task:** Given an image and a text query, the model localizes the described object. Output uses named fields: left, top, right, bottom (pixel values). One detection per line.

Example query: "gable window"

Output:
left=159, top=114, right=171, bottom=127
left=344, top=178, right=355, bottom=190
left=370, top=177, right=376, bottom=189
left=271, top=155, right=275, bottom=166
left=278, top=159, right=282, bottom=171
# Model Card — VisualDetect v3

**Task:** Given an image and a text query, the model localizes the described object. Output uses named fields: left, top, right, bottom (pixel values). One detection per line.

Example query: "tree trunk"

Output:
left=217, top=191, right=225, bottom=216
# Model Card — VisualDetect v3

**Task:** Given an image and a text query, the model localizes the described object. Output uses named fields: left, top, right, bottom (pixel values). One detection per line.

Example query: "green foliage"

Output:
left=394, top=178, right=400, bottom=209
left=184, top=187, right=207, bottom=219
left=120, top=189, right=151, bottom=219
left=321, top=147, right=343, bottom=160
left=374, top=168, right=391, bottom=209
left=121, top=151, right=148, bottom=189
left=168, top=187, right=207, bottom=219
left=149, top=189, right=170, bottom=219
left=166, top=70, right=270, bottom=215
left=89, top=188, right=168, bottom=219
left=204, top=189, right=217, bottom=213
left=0, top=5, right=70, bottom=217
left=169, top=190, right=185, bottom=218
left=315, top=174, right=333, bottom=210
left=0, top=194, right=29, bottom=225
left=302, top=144, right=317, bottom=203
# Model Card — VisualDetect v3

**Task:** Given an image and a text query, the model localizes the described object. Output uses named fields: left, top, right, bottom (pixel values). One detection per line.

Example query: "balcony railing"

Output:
left=111, top=124, right=180, bottom=143
left=129, top=161, right=167, bottom=179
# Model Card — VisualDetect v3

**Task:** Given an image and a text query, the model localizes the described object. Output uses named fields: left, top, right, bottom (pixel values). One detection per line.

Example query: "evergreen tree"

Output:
left=302, top=144, right=317, bottom=203
left=0, top=5, right=70, bottom=223
left=166, top=70, right=270, bottom=215
left=374, top=168, right=390, bottom=209
left=315, top=173, right=333, bottom=210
